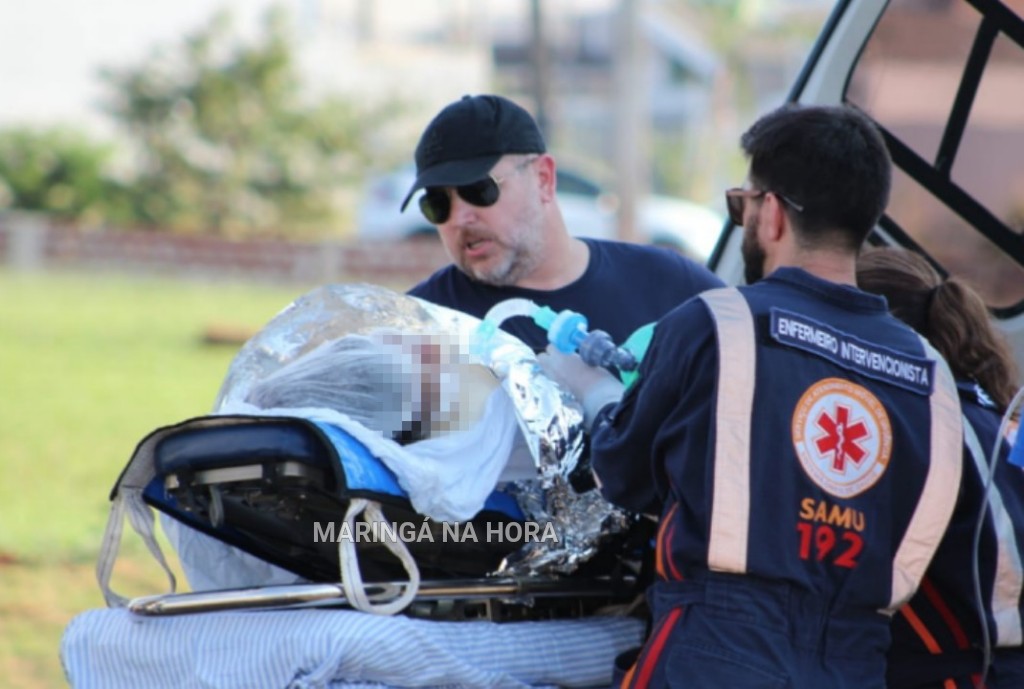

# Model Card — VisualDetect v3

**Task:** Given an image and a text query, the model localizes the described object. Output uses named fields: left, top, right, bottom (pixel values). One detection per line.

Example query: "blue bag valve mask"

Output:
left=542, top=307, right=640, bottom=374
left=476, top=298, right=652, bottom=381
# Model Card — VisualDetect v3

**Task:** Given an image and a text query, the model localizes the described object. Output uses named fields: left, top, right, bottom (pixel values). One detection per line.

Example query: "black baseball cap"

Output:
left=400, top=94, right=546, bottom=211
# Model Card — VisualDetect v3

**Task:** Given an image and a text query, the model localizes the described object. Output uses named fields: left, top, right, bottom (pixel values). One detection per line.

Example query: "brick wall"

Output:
left=0, top=215, right=450, bottom=289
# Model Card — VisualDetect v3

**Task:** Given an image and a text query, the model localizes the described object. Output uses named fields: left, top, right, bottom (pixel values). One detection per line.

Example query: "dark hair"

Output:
left=741, top=104, right=891, bottom=251
left=856, top=247, right=1021, bottom=412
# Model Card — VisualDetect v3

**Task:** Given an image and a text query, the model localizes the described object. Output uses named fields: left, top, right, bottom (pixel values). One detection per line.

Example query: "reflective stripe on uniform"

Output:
left=699, top=288, right=755, bottom=573
left=886, top=337, right=962, bottom=613
left=965, top=417, right=1024, bottom=646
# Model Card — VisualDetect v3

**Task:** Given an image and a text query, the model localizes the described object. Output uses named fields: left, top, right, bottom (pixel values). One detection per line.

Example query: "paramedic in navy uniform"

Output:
left=857, top=247, right=1024, bottom=689
left=541, top=104, right=965, bottom=688
left=401, top=93, right=724, bottom=353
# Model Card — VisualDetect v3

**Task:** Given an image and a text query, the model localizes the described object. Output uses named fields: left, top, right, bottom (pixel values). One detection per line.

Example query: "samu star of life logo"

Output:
left=792, top=378, right=893, bottom=498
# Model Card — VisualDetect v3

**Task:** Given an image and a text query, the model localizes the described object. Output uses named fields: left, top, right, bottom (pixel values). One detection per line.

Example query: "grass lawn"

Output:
left=0, top=267, right=402, bottom=688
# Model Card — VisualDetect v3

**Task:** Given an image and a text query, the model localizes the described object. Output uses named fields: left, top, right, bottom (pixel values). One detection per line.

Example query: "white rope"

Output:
left=338, top=498, right=421, bottom=615
left=96, top=490, right=177, bottom=608
left=96, top=495, right=129, bottom=608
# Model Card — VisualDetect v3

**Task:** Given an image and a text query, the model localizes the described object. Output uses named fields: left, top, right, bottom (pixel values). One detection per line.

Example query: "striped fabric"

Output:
left=61, top=607, right=644, bottom=689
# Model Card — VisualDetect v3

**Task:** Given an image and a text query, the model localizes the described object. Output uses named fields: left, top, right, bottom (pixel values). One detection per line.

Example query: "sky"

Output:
left=0, top=0, right=616, bottom=137
left=0, top=0, right=280, bottom=133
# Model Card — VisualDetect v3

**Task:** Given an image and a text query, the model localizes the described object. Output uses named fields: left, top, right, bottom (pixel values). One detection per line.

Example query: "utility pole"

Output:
left=613, top=0, right=647, bottom=243
left=354, top=0, right=373, bottom=43
left=529, top=0, right=551, bottom=140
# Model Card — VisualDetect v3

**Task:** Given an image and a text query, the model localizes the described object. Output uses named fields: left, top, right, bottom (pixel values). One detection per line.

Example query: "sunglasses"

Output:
left=725, top=187, right=804, bottom=226
left=419, top=157, right=537, bottom=225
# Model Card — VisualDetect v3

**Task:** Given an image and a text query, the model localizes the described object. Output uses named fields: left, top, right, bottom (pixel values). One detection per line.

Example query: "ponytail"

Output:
left=926, top=279, right=1020, bottom=412
left=857, top=247, right=1021, bottom=413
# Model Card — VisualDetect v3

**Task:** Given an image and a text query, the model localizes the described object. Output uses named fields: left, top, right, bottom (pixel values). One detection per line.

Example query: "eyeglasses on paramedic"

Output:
left=724, top=187, right=804, bottom=226
left=419, top=156, right=538, bottom=225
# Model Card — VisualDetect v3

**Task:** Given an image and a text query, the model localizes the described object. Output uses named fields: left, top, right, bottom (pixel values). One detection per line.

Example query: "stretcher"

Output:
left=67, top=284, right=647, bottom=687
left=66, top=413, right=645, bottom=688
left=124, top=413, right=639, bottom=617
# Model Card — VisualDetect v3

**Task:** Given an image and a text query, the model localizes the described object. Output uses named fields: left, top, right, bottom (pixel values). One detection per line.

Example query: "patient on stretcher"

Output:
left=165, top=324, right=535, bottom=592
left=243, top=328, right=500, bottom=444
left=149, top=283, right=614, bottom=595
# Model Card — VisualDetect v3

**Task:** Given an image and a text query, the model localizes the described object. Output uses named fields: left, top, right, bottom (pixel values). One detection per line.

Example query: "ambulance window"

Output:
left=844, top=0, right=1024, bottom=313
left=846, top=1, right=979, bottom=165
left=889, top=167, right=1024, bottom=308
left=951, top=30, right=1024, bottom=239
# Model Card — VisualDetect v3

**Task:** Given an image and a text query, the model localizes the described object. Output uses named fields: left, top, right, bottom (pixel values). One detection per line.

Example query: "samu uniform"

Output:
left=887, top=381, right=1024, bottom=689
left=590, top=268, right=964, bottom=689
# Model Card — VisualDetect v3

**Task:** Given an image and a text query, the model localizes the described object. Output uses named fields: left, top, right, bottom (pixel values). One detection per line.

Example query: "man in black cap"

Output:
left=402, top=95, right=723, bottom=680
left=406, top=93, right=724, bottom=354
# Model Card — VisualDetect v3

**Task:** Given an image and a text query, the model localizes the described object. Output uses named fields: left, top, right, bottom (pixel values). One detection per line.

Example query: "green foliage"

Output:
left=97, top=6, right=406, bottom=238
left=0, top=127, right=116, bottom=223
left=0, top=5, right=410, bottom=238
left=115, top=8, right=411, bottom=236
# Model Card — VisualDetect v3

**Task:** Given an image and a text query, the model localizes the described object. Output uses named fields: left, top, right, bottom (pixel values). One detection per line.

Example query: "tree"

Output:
left=0, top=127, right=116, bottom=223
left=100, top=6, right=407, bottom=237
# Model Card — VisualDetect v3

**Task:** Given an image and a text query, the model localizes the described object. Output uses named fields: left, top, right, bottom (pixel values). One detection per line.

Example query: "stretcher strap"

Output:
left=338, top=498, right=421, bottom=615
left=97, top=489, right=177, bottom=608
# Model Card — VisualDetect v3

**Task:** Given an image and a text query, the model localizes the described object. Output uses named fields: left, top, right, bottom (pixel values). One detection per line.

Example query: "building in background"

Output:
left=0, top=0, right=832, bottom=237
left=294, top=0, right=831, bottom=211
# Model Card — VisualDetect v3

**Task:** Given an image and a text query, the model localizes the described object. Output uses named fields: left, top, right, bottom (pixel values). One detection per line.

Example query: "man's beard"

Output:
left=741, top=223, right=766, bottom=285
left=462, top=241, right=539, bottom=286
left=458, top=201, right=545, bottom=287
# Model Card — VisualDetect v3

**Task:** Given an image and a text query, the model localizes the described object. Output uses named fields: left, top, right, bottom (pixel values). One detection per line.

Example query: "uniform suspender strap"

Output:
left=698, top=288, right=756, bottom=574
left=965, top=418, right=1024, bottom=645
left=886, top=337, right=963, bottom=613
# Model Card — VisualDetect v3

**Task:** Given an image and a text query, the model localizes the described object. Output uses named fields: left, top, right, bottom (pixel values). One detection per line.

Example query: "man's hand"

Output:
left=537, top=345, right=624, bottom=429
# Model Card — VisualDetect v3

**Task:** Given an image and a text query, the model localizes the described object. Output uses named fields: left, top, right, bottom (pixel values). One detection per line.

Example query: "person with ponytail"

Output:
left=857, top=246, right=1024, bottom=688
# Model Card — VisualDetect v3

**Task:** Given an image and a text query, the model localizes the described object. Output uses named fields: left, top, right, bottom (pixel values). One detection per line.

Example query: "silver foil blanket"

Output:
left=212, top=283, right=628, bottom=576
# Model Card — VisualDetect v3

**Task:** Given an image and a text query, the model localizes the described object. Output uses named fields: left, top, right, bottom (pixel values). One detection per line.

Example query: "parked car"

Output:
left=356, top=165, right=725, bottom=263
left=709, top=0, right=1024, bottom=372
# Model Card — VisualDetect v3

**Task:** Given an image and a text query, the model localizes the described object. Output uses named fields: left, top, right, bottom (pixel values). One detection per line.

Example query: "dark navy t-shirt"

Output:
left=408, top=238, right=725, bottom=351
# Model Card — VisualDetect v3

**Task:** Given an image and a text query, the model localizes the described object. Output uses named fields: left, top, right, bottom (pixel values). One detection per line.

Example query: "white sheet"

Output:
left=220, top=390, right=521, bottom=523
left=163, top=396, right=526, bottom=594
left=61, top=607, right=643, bottom=689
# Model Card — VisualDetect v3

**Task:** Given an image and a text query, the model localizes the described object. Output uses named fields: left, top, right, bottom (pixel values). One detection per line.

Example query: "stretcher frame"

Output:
left=128, top=574, right=637, bottom=617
